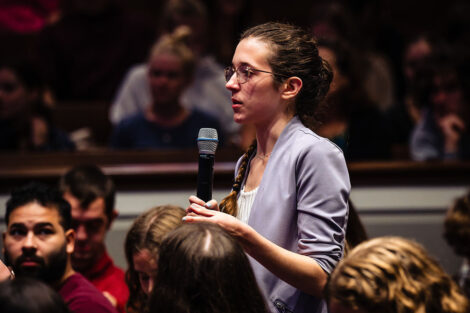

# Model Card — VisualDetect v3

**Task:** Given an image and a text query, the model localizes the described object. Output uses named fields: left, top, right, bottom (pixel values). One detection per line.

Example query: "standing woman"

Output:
left=185, top=22, right=350, bottom=313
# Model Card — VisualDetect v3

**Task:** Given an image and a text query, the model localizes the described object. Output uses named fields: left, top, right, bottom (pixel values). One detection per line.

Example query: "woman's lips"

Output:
left=232, top=98, right=242, bottom=110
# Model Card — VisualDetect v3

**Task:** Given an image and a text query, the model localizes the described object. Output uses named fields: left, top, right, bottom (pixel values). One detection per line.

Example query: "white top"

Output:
left=236, top=186, right=258, bottom=224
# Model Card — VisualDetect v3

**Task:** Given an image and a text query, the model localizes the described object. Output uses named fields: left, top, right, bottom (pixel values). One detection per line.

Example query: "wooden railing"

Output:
left=0, top=149, right=469, bottom=193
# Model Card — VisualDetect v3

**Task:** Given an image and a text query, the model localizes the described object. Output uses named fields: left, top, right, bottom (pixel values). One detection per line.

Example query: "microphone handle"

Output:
left=197, top=153, right=214, bottom=202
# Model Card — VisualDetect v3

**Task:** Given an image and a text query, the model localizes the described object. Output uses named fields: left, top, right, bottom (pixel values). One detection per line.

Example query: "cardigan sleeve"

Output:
left=295, top=138, right=351, bottom=274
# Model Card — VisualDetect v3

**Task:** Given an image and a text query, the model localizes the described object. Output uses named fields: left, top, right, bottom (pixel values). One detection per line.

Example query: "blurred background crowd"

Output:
left=1, top=0, right=469, bottom=161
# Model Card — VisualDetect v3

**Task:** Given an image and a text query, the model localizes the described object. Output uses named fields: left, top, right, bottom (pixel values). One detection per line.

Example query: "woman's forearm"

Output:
left=239, top=224, right=328, bottom=298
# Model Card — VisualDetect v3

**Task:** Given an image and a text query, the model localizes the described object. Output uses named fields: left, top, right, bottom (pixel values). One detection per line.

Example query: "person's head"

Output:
left=443, top=191, right=470, bottom=260
left=226, top=22, right=331, bottom=130
left=160, top=0, right=208, bottom=57
left=59, top=164, right=116, bottom=272
left=0, top=277, right=70, bottom=313
left=149, top=222, right=268, bottom=313
left=2, top=182, right=74, bottom=286
left=147, top=26, right=195, bottom=113
left=431, top=66, right=466, bottom=119
left=0, top=60, right=43, bottom=122
left=403, top=35, right=433, bottom=83
left=124, top=205, right=185, bottom=312
left=309, top=1, right=357, bottom=43
left=221, top=22, right=332, bottom=216
left=326, top=236, right=468, bottom=313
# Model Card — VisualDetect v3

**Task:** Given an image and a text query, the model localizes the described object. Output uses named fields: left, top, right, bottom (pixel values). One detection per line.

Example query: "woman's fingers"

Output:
left=205, top=199, right=220, bottom=211
left=187, top=195, right=220, bottom=212
left=189, top=195, right=206, bottom=206
left=186, top=203, right=214, bottom=217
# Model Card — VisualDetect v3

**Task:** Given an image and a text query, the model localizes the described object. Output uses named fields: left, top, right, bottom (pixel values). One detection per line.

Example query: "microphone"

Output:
left=196, top=128, right=219, bottom=202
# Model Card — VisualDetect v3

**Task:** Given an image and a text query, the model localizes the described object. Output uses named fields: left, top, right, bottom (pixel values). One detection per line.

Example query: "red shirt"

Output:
left=58, top=272, right=118, bottom=313
left=81, top=251, right=129, bottom=313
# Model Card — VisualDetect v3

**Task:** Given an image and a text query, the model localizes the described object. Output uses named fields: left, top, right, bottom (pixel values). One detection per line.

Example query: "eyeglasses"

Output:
left=224, top=64, right=286, bottom=84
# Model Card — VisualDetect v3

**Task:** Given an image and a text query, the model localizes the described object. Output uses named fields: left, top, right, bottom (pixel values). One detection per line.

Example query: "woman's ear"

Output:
left=281, top=77, right=303, bottom=101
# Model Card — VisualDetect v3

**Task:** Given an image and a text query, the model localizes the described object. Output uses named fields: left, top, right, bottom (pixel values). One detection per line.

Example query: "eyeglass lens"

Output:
left=224, top=66, right=249, bottom=84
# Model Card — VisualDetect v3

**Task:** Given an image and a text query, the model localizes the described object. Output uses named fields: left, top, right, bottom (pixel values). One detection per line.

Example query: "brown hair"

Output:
left=59, top=164, right=115, bottom=222
left=124, top=205, right=185, bottom=313
left=241, top=22, right=332, bottom=129
left=443, top=191, right=470, bottom=258
left=149, top=223, right=269, bottom=313
left=148, top=25, right=195, bottom=78
left=326, top=236, right=468, bottom=313
left=220, top=22, right=332, bottom=216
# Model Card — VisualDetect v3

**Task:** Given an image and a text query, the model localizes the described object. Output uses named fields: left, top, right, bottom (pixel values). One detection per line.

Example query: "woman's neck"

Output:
left=254, top=113, right=293, bottom=156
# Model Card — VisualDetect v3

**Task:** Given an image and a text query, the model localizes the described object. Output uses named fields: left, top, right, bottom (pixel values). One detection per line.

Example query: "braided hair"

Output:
left=220, top=141, right=257, bottom=216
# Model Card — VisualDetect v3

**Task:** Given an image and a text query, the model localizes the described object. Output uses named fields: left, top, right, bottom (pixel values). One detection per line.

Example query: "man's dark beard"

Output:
left=5, top=243, right=68, bottom=285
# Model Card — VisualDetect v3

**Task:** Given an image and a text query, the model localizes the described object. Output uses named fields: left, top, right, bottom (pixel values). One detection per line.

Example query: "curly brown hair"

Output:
left=124, top=205, right=185, bottom=313
left=326, top=236, right=468, bottom=313
left=443, top=191, right=470, bottom=258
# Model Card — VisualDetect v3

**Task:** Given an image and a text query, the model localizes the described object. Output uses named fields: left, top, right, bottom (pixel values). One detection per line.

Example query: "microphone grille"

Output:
left=197, top=128, right=218, bottom=155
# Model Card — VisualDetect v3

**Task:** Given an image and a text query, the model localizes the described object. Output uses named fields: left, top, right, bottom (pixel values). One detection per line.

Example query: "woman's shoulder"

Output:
left=282, top=119, right=345, bottom=157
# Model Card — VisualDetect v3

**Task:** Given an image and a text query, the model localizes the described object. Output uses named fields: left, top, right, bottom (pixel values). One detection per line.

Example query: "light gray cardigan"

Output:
left=235, top=116, right=350, bottom=313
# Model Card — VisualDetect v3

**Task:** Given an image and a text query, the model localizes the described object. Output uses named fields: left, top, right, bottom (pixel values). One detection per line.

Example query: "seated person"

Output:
left=0, top=277, right=70, bottom=313
left=109, top=0, right=237, bottom=144
left=443, top=190, right=470, bottom=298
left=124, top=205, right=185, bottom=313
left=316, top=39, right=391, bottom=161
left=59, top=165, right=128, bottom=313
left=0, top=59, right=75, bottom=151
left=326, top=236, right=468, bottom=313
left=149, top=222, right=269, bottom=313
left=110, top=26, right=223, bottom=149
left=2, top=182, right=117, bottom=313
left=410, top=48, right=469, bottom=160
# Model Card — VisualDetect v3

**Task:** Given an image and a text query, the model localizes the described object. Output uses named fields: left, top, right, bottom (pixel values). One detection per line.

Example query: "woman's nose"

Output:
left=225, top=73, right=239, bottom=91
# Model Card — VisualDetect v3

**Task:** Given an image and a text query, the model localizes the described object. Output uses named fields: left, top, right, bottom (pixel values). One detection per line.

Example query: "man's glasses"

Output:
left=224, top=65, right=287, bottom=84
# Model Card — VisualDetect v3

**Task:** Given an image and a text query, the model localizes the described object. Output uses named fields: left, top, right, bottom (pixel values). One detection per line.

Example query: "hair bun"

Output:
left=171, top=25, right=192, bottom=44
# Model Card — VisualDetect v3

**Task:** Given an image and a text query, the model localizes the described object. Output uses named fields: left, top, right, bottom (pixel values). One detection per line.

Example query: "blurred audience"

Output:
left=37, top=0, right=155, bottom=102
left=0, top=277, right=70, bottom=313
left=207, top=0, right=254, bottom=66
left=326, top=236, right=469, bottom=313
left=316, top=39, right=392, bottom=160
left=443, top=190, right=470, bottom=298
left=59, top=165, right=128, bottom=313
left=310, top=1, right=396, bottom=113
left=110, top=0, right=237, bottom=144
left=111, top=26, right=223, bottom=149
left=149, top=222, right=269, bottom=313
left=0, top=0, right=60, bottom=33
left=2, top=182, right=118, bottom=313
left=0, top=59, right=75, bottom=151
left=383, top=34, right=434, bottom=158
left=124, top=205, right=185, bottom=313
left=410, top=46, right=470, bottom=160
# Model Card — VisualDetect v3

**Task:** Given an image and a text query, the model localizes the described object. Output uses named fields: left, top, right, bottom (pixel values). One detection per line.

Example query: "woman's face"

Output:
left=148, top=53, right=188, bottom=109
left=0, top=68, right=32, bottom=120
left=226, top=37, right=286, bottom=126
left=133, top=249, right=157, bottom=295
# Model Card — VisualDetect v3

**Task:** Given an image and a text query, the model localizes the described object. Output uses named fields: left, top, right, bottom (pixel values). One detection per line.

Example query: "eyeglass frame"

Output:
left=224, top=64, right=289, bottom=84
